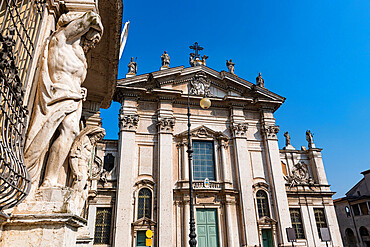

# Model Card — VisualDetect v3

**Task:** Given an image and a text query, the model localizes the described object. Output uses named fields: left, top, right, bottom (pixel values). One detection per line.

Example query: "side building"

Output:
left=334, top=170, right=370, bottom=247
left=88, top=58, right=342, bottom=247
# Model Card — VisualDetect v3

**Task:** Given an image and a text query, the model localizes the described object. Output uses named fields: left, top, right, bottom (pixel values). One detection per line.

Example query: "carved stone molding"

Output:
left=230, top=122, right=248, bottom=137
left=263, top=125, right=279, bottom=139
left=189, top=71, right=213, bottom=97
left=157, top=117, right=175, bottom=133
left=119, top=114, right=139, bottom=131
left=286, top=162, right=314, bottom=187
left=252, top=181, right=269, bottom=190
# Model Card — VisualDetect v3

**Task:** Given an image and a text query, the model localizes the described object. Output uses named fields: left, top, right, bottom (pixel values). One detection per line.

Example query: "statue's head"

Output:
left=131, top=57, right=134, bottom=61
left=164, top=51, right=167, bottom=54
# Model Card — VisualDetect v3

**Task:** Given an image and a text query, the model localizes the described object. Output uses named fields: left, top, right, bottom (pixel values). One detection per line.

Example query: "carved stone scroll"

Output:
left=157, top=117, right=175, bottom=133
left=230, top=122, right=248, bottom=137
left=263, top=125, right=279, bottom=140
left=119, top=114, right=139, bottom=131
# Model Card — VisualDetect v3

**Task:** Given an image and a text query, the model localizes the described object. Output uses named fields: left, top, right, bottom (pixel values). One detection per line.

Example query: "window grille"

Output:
left=138, top=188, right=152, bottom=219
left=0, top=0, right=46, bottom=88
left=193, top=141, right=215, bottom=180
left=256, top=190, right=270, bottom=218
left=94, top=207, right=112, bottom=245
left=0, top=0, right=46, bottom=210
left=290, top=208, right=305, bottom=239
left=314, top=208, right=328, bottom=239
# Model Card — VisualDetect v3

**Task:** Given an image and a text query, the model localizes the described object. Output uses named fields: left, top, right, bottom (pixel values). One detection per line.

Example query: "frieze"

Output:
left=119, top=114, right=139, bottom=131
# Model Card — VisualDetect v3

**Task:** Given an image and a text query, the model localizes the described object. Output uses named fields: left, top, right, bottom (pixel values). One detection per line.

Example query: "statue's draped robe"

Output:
left=24, top=37, right=83, bottom=185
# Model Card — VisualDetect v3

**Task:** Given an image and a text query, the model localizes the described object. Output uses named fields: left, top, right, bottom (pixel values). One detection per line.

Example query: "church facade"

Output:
left=87, top=58, right=343, bottom=247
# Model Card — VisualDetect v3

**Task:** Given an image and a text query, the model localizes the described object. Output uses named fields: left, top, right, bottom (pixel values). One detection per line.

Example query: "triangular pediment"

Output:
left=116, top=65, right=285, bottom=110
left=175, top=125, right=229, bottom=140
left=132, top=217, right=156, bottom=226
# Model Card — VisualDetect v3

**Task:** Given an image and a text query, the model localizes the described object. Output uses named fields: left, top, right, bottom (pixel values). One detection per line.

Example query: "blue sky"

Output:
left=100, top=0, right=370, bottom=198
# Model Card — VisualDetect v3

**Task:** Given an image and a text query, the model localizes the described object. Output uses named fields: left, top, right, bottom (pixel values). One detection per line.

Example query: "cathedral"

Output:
left=0, top=0, right=343, bottom=245
left=87, top=50, right=343, bottom=247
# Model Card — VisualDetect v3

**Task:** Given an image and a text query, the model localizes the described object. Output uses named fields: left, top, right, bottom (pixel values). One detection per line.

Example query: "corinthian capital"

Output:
left=157, top=117, right=175, bottom=133
left=262, top=125, right=279, bottom=140
left=119, top=114, right=139, bottom=131
left=230, top=122, right=248, bottom=137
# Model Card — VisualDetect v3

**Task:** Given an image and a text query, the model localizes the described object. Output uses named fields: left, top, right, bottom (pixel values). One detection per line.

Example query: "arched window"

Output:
left=103, top=153, right=115, bottom=172
left=345, top=228, right=357, bottom=246
left=256, top=190, right=270, bottom=218
left=138, top=188, right=152, bottom=219
left=360, top=226, right=369, bottom=237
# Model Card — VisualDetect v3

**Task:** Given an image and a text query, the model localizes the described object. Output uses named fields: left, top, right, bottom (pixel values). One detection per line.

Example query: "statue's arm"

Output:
left=63, top=12, right=103, bottom=42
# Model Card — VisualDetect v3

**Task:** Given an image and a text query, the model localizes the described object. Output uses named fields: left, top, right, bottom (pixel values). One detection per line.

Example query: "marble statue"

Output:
left=189, top=53, right=196, bottom=67
left=70, top=126, right=105, bottom=215
left=201, top=55, right=208, bottom=66
left=306, top=130, right=314, bottom=149
left=161, top=51, right=170, bottom=68
left=256, top=72, right=264, bottom=87
left=127, top=57, right=137, bottom=75
left=284, top=131, right=291, bottom=146
left=226, top=59, right=235, bottom=74
left=24, top=11, right=103, bottom=189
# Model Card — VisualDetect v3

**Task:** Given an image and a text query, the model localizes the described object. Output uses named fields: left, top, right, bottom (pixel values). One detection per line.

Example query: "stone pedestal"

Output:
left=0, top=187, right=87, bottom=247
left=0, top=214, right=86, bottom=247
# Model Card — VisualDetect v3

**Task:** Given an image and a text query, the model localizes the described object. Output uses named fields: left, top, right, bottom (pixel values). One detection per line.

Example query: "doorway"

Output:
left=196, top=208, right=220, bottom=247
left=262, top=229, right=274, bottom=247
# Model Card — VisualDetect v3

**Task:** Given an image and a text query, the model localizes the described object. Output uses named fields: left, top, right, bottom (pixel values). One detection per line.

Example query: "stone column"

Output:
left=324, top=200, right=343, bottom=247
left=230, top=106, right=259, bottom=247
left=308, top=149, right=329, bottom=185
left=261, top=109, right=291, bottom=245
left=219, top=139, right=232, bottom=185
left=156, top=98, right=175, bottom=246
left=180, top=141, right=189, bottom=181
left=183, top=199, right=190, bottom=246
left=225, top=195, right=239, bottom=247
left=113, top=97, right=138, bottom=247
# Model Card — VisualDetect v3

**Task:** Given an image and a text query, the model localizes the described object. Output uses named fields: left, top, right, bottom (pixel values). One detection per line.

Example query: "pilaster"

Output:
left=261, top=109, right=291, bottom=245
left=113, top=96, right=138, bottom=247
left=225, top=195, right=240, bottom=247
left=156, top=97, right=175, bottom=246
left=308, top=149, right=328, bottom=185
left=229, top=106, right=259, bottom=247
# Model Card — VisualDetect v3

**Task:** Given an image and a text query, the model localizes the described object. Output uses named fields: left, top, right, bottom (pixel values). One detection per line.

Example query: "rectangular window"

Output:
left=359, top=202, right=368, bottom=215
left=314, top=208, right=328, bottom=240
left=290, top=208, right=305, bottom=239
left=193, top=141, right=216, bottom=180
left=352, top=204, right=360, bottom=216
left=94, top=208, right=112, bottom=245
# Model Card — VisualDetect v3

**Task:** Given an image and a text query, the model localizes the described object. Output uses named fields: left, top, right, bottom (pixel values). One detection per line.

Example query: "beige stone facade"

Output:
left=86, top=65, right=343, bottom=247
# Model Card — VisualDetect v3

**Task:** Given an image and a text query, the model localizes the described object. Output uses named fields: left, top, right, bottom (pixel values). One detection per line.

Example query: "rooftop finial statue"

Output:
left=24, top=11, right=103, bottom=189
left=226, top=59, right=235, bottom=74
left=284, top=131, right=291, bottom=146
left=127, top=57, right=137, bottom=77
left=161, top=51, right=170, bottom=69
left=306, top=130, right=315, bottom=149
left=256, top=72, right=264, bottom=87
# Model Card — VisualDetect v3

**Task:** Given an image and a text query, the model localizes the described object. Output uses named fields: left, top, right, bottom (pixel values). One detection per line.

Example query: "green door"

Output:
left=196, top=209, right=219, bottom=247
left=262, top=229, right=273, bottom=247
